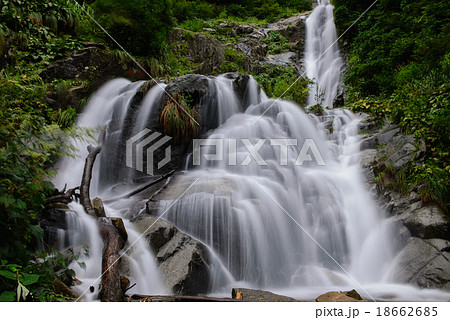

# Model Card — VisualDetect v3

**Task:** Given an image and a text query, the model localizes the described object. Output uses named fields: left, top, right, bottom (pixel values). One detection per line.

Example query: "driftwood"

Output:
left=98, top=219, right=125, bottom=302
left=80, top=145, right=102, bottom=218
left=103, top=169, right=176, bottom=204
left=78, top=143, right=126, bottom=301
left=46, top=187, right=80, bottom=205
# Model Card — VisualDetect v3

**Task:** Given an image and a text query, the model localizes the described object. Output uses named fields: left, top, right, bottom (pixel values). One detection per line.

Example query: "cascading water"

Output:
left=52, top=2, right=450, bottom=301
left=53, top=79, right=169, bottom=300
left=304, top=0, right=344, bottom=108
left=52, top=75, right=265, bottom=300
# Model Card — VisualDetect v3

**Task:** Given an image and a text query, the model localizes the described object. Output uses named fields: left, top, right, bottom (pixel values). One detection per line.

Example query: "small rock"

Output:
left=202, top=27, right=216, bottom=34
left=120, top=276, right=130, bottom=293
left=92, top=197, right=106, bottom=217
left=110, top=217, right=128, bottom=243
left=53, top=277, right=78, bottom=299
left=316, top=290, right=366, bottom=302
left=231, top=288, right=297, bottom=302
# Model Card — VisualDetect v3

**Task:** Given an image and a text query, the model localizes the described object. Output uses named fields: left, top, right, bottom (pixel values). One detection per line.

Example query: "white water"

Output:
left=53, top=76, right=265, bottom=300
left=54, top=80, right=168, bottom=300
left=51, top=3, right=450, bottom=301
left=304, top=0, right=344, bottom=108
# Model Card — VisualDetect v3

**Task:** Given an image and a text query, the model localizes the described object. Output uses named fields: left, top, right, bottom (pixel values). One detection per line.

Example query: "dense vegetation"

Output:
left=0, top=0, right=312, bottom=301
left=333, top=0, right=449, bottom=211
left=0, top=0, right=448, bottom=301
left=0, top=0, right=92, bottom=301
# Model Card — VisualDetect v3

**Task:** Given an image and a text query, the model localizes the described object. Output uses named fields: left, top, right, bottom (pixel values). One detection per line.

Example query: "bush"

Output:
left=254, top=66, right=311, bottom=106
left=93, top=0, right=174, bottom=57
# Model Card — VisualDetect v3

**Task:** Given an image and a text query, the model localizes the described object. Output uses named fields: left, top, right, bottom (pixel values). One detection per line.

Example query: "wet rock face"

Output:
left=359, top=117, right=450, bottom=291
left=161, top=72, right=250, bottom=134
left=392, top=237, right=450, bottom=291
left=40, top=207, right=71, bottom=248
left=404, top=206, right=450, bottom=240
left=132, top=215, right=210, bottom=295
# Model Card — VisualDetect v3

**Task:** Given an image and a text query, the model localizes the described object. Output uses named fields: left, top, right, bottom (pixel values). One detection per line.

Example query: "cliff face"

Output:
left=359, top=116, right=450, bottom=291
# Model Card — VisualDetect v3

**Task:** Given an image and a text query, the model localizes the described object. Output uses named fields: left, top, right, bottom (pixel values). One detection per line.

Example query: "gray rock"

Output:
left=231, top=288, right=298, bottom=302
left=265, top=52, right=297, bottom=67
left=377, top=127, right=400, bottom=145
left=393, top=237, right=450, bottom=291
left=404, top=206, right=450, bottom=240
left=235, top=25, right=254, bottom=35
left=132, top=216, right=210, bottom=295
left=40, top=208, right=73, bottom=248
left=360, top=135, right=378, bottom=150
left=202, top=27, right=216, bottom=34
left=92, top=197, right=106, bottom=217
left=158, top=232, right=210, bottom=295
left=133, top=215, right=177, bottom=252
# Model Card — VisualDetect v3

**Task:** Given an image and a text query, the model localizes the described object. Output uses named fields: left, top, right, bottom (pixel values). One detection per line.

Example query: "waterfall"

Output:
left=304, top=0, right=344, bottom=108
left=54, top=80, right=168, bottom=300
left=52, top=4, right=450, bottom=301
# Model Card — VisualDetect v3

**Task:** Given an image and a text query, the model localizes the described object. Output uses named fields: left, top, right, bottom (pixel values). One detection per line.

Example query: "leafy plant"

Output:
left=263, top=30, right=289, bottom=55
left=160, top=94, right=200, bottom=143
left=254, top=66, right=311, bottom=106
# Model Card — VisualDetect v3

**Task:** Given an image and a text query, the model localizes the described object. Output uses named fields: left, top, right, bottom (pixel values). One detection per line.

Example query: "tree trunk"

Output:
left=98, top=219, right=125, bottom=302
left=80, top=145, right=102, bottom=218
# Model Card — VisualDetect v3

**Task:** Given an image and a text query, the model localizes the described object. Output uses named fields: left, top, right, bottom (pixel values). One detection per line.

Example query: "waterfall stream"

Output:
left=52, top=1, right=449, bottom=302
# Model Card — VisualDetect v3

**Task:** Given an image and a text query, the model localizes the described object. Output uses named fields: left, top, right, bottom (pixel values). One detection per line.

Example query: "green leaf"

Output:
left=20, top=273, right=39, bottom=286
left=0, top=270, right=17, bottom=280
left=0, top=291, right=16, bottom=302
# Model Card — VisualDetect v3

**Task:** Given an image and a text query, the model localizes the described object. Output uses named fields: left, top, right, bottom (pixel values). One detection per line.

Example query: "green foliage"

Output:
left=254, top=66, right=311, bottom=106
left=173, top=0, right=312, bottom=27
left=0, top=0, right=87, bottom=70
left=172, top=0, right=220, bottom=24
left=263, top=30, right=289, bottom=55
left=160, top=94, right=200, bottom=143
left=219, top=45, right=246, bottom=73
left=338, top=0, right=450, bottom=211
left=93, top=0, right=174, bottom=57
left=0, top=247, right=82, bottom=302
left=334, top=0, right=450, bottom=96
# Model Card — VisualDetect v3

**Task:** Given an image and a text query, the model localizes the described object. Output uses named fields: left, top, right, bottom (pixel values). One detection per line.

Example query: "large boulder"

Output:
left=132, top=215, right=210, bottom=295
left=404, top=206, right=450, bottom=240
left=392, top=237, right=450, bottom=291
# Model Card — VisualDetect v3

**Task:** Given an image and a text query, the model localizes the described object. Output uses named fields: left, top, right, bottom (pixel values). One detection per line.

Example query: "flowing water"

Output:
left=52, top=1, right=450, bottom=301
left=304, top=0, right=344, bottom=108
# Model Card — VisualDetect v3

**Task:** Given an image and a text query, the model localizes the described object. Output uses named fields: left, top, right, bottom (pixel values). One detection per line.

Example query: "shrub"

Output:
left=93, top=0, right=174, bottom=57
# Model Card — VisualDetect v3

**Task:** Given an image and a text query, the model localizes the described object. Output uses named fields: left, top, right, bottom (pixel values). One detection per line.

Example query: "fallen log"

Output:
left=46, top=187, right=80, bottom=205
left=103, top=169, right=176, bottom=204
left=98, top=218, right=125, bottom=302
left=80, top=145, right=102, bottom=218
